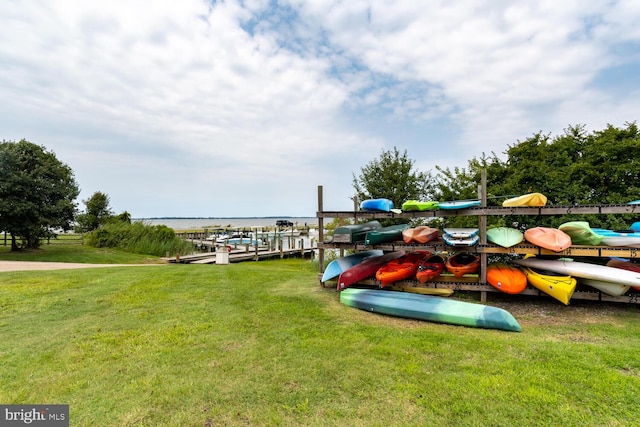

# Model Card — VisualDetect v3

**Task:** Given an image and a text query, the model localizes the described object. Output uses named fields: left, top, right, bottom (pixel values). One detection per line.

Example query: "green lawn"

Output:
left=1, top=255, right=639, bottom=426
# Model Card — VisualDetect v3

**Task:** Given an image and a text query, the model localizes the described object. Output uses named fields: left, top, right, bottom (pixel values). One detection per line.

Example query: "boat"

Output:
left=502, top=192, right=547, bottom=207
left=332, top=220, right=382, bottom=243
left=486, top=263, right=527, bottom=294
left=444, top=228, right=479, bottom=238
left=445, top=253, right=480, bottom=278
left=402, top=226, right=439, bottom=244
left=486, top=227, right=524, bottom=248
left=385, top=285, right=453, bottom=296
left=512, top=257, right=640, bottom=288
left=442, top=233, right=479, bottom=247
left=401, top=200, right=439, bottom=211
left=519, top=264, right=576, bottom=305
left=416, top=254, right=446, bottom=283
left=438, top=200, right=481, bottom=209
left=579, top=278, right=630, bottom=296
left=215, top=232, right=261, bottom=245
left=591, top=228, right=640, bottom=248
left=524, top=227, right=572, bottom=252
left=337, top=251, right=405, bottom=290
left=605, top=258, right=640, bottom=291
left=364, top=224, right=409, bottom=245
left=360, top=198, right=394, bottom=212
left=558, top=221, right=603, bottom=246
left=339, top=288, right=522, bottom=332
left=321, top=250, right=384, bottom=282
left=375, top=251, right=430, bottom=287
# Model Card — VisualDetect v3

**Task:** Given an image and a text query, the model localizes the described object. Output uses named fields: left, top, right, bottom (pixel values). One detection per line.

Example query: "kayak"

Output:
left=337, top=251, right=405, bottom=290
left=558, top=221, right=604, bottom=246
left=524, top=227, right=572, bottom=252
left=321, top=250, right=384, bottom=282
left=631, top=222, right=640, bottom=232
left=605, top=258, right=640, bottom=291
left=442, top=234, right=479, bottom=247
left=502, top=192, right=547, bottom=207
left=512, top=257, right=640, bottom=288
left=444, top=228, right=479, bottom=238
left=360, top=198, right=394, bottom=212
left=333, top=220, right=382, bottom=243
left=520, top=265, right=576, bottom=305
left=445, top=252, right=480, bottom=278
left=579, top=278, right=630, bottom=296
left=438, top=200, right=481, bottom=209
left=486, top=227, right=524, bottom=248
left=416, top=254, right=446, bottom=283
left=591, top=228, right=640, bottom=248
left=376, top=251, right=430, bottom=287
left=486, top=263, right=527, bottom=294
left=364, top=223, right=409, bottom=245
left=402, top=226, right=439, bottom=244
left=401, top=200, right=439, bottom=211
left=385, top=285, right=453, bottom=296
left=339, top=288, right=522, bottom=332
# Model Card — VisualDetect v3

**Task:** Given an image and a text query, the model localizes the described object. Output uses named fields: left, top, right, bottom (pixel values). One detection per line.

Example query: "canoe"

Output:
left=579, top=278, right=630, bottom=296
left=445, top=253, right=480, bottom=278
left=385, top=285, right=453, bottom=296
left=376, top=251, right=430, bottom=287
left=444, top=228, right=479, bottom=238
left=333, top=220, right=382, bottom=243
left=438, top=200, right=481, bottom=209
left=486, top=263, right=527, bottom=294
left=502, top=192, right=547, bottom=207
left=605, top=258, right=640, bottom=291
left=442, top=234, right=479, bottom=247
left=321, top=250, right=384, bottom=282
left=524, top=227, right=572, bottom=252
left=416, top=254, right=446, bottom=283
left=360, top=198, right=394, bottom=212
left=401, top=200, right=439, bottom=211
left=512, top=257, right=640, bottom=288
left=337, top=251, right=405, bottom=290
left=520, top=266, right=576, bottom=305
left=364, top=223, right=409, bottom=245
left=486, top=227, right=524, bottom=248
left=402, top=226, right=439, bottom=244
left=558, top=221, right=603, bottom=246
left=591, top=228, right=640, bottom=248
left=339, top=288, right=522, bottom=332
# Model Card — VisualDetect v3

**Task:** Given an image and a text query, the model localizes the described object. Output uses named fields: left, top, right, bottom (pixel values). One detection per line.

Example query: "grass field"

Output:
left=1, top=247, right=640, bottom=426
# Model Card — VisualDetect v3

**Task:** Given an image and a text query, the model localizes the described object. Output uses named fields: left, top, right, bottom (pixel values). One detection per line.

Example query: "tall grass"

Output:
left=85, top=221, right=193, bottom=257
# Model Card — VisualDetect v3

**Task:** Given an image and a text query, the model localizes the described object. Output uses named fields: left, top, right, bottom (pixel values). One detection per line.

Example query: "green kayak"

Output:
left=402, top=200, right=440, bottom=211
left=340, top=288, right=522, bottom=332
left=332, top=220, right=382, bottom=243
left=558, top=221, right=603, bottom=245
left=486, top=227, right=524, bottom=248
left=364, top=223, right=409, bottom=245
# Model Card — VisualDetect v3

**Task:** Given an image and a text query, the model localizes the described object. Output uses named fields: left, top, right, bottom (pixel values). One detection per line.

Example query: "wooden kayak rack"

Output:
left=316, top=179, right=640, bottom=305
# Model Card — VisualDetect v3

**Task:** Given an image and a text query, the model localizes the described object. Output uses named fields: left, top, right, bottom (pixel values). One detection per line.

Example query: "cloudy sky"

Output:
left=2, top=1, right=639, bottom=218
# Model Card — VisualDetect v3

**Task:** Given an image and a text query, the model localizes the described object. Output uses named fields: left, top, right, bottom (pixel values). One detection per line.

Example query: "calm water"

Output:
left=137, top=217, right=318, bottom=230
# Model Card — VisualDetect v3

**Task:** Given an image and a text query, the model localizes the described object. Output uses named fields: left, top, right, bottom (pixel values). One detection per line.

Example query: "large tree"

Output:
left=75, top=191, right=114, bottom=233
left=352, top=147, right=434, bottom=209
left=0, top=139, right=79, bottom=250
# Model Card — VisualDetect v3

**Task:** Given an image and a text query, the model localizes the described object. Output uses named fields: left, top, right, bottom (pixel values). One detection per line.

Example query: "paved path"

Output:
left=0, top=261, right=166, bottom=272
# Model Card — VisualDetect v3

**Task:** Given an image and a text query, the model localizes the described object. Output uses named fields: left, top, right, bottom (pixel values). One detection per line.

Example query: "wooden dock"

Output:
left=168, top=246, right=316, bottom=264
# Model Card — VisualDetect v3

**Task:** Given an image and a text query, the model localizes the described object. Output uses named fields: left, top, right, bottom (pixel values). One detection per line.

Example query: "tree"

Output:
left=352, top=147, right=434, bottom=210
left=0, top=139, right=79, bottom=250
left=75, top=191, right=114, bottom=233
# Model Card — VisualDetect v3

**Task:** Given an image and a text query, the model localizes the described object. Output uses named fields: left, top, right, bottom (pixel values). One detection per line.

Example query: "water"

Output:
left=136, top=217, right=318, bottom=230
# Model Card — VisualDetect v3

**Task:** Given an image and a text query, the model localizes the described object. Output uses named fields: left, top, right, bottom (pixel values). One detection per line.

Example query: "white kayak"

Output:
left=512, top=257, right=640, bottom=288
left=579, top=279, right=630, bottom=296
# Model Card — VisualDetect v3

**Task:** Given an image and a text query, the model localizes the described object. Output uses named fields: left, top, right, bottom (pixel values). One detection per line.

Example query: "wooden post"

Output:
left=317, top=185, right=325, bottom=285
left=479, top=169, right=488, bottom=303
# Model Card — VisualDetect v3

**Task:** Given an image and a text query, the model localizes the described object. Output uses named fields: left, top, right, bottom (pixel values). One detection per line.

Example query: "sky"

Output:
left=1, top=0, right=639, bottom=218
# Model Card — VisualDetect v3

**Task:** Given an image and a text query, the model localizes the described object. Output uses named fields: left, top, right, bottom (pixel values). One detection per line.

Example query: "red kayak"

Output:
left=445, top=253, right=480, bottom=278
left=375, top=251, right=430, bottom=287
left=486, top=263, right=527, bottom=294
left=416, top=254, right=446, bottom=283
left=338, top=251, right=405, bottom=291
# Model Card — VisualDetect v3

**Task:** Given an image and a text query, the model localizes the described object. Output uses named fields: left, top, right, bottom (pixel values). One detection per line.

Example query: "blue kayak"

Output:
left=439, top=200, right=481, bottom=209
left=360, top=198, right=394, bottom=212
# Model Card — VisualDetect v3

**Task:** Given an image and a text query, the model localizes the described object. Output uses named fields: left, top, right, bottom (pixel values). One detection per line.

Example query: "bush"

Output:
left=86, top=221, right=193, bottom=257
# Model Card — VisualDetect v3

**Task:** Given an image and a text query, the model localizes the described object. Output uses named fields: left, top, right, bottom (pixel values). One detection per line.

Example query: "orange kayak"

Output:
left=445, top=253, right=480, bottom=278
left=376, top=251, right=430, bottom=287
left=524, top=227, right=572, bottom=252
left=486, top=263, right=527, bottom=294
left=402, top=226, right=439, bottom=244
left=416, top=254, right=446, bottom=283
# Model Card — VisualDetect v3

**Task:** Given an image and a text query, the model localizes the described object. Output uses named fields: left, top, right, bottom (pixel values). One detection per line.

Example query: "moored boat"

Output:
left=445, top=252, right=480, bottom=278
left=376, top=251, right=430, bottom=287
left=486, top=263, right=527, bottom=294
left=524, top=227, right=572, bottom=252
left=339, top=288, right=522, bottom=332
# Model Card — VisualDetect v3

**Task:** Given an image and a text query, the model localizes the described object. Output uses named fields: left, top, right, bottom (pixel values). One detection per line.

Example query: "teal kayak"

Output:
left=364, top=223, right=409, bottom=245
left=340, top=288, right=522, bottom=332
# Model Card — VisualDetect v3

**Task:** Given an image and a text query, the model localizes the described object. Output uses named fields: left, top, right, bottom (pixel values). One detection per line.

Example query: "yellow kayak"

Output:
left=521, top=266, right=576, bottom=305
left=386, top=284, right=454, bottom=296
left=503, top=193, right=548, bottom=207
